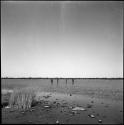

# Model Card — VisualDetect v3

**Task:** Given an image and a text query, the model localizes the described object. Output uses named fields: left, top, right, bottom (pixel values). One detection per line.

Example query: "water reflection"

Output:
left=51, top=79, right=53, bottom=85
left=72, top=78, right=74, bottom=85
left=49, top=78, right=76, bottom=94
left=57, top=78, right=59, bottom=86
left=66, top=79, right=67, bottom=85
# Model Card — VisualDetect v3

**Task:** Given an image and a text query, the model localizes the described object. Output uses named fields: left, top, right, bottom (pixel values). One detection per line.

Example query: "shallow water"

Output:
left=1, top=79, right=123, bottom=101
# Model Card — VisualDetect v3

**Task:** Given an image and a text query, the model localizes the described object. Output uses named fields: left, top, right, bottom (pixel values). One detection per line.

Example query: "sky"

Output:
left=1, top=1, right=123, bottom=78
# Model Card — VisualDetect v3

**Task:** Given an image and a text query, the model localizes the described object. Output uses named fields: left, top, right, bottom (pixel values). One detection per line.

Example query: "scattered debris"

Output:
left=53, top=101, right=56, bottom=104
left=44, top=105, right=50, bottom=108
left=62, top=102, right=68, bottom=104
left=9, top=110, right=15, bottom=112
left=43, top=95, right=51, bottom=99
left=88, top=114, right=95, bottom=118
left=61, top=105, right=67, bottom=108
left=2, top=102, right=9, bottom=108
left=28, top=121, right=32, bottom=123
left=91, top=101, right=94, bottom=103
left=72, top=107, right=86, bottom=111
left=15, top=115, right=20, bottom=118
left=56, top=120, right=59, bottom=124
left=96, top=113, right=100, bottom=116
left=72, top=110, right=77, bottom=114
left=86, top=104, right=92, bottom=108
left=5, top=106, right=10, bottom=109
left=69, top=106, right=73, bottom=109
left=57, top=102, right=60, bottom=105
left=30, top=109, right=35, bottom=112
left=98, top=119, right=102, bottom=123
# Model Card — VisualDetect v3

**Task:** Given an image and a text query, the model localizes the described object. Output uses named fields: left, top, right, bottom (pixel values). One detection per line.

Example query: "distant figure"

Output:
left=66, top=79, right=67, bottom=84
left=72, top=78, right=74, bottom=85
left=57, top=78, right=59, bottom=85
left=51, top=79, right=53, bottom=85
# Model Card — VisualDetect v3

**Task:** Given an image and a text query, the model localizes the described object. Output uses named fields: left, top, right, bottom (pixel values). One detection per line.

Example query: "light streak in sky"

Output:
left=60, top=2, right=66, bottom=35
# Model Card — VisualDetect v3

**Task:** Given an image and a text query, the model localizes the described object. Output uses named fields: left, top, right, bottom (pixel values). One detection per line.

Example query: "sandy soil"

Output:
left=2, top=91, right=123, bottom=124
left=1, top=79, right=123, bottom=124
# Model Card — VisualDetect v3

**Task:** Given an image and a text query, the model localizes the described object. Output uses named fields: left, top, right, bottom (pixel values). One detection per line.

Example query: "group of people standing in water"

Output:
left=51, top=78, right=75, bottom=85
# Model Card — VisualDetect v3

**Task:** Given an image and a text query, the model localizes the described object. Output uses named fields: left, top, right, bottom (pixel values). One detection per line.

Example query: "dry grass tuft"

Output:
left=9, top=87, right=37, bottom=111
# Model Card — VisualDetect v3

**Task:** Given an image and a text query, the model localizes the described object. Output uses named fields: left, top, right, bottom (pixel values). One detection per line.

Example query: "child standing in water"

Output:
left=72, top=78, right=74, bottom=85
left=66, top=79, right=67, bottom=84
left=51, top=79, right=53, bottom=85
left=57, top=78, right=59, bottom=85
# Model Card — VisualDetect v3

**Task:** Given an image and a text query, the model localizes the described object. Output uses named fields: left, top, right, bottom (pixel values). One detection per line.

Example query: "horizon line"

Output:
left=1, top=77, right=123, bottom=79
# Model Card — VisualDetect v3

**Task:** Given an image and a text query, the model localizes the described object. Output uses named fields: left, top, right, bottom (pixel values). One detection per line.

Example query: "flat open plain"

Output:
left=1, top=78, right=123, bottom=124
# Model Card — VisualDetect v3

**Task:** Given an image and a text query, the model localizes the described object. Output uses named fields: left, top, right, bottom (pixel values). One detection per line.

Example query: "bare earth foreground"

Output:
left=1, top=79, right=123, bottom=124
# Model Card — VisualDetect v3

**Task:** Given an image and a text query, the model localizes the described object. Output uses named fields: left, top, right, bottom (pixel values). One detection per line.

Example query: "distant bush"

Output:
left=9, top=87, right=37, bottom=111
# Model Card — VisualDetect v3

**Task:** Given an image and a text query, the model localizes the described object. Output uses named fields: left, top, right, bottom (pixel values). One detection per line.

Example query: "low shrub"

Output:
left=9, top=87, right=37, bottom=111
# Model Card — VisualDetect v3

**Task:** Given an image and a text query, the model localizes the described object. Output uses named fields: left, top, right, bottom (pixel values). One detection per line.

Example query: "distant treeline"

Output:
left=1, top=77, right=123, bottom=80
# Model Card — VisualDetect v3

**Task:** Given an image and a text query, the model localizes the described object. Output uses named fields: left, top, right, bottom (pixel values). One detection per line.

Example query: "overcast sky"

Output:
left=1, top=1, right=123, bottom=78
